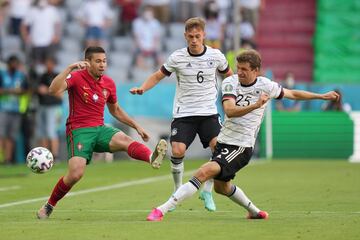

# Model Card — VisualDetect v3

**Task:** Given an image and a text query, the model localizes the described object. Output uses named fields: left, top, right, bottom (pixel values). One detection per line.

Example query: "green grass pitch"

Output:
left=0, top=159, right=359, bottom=240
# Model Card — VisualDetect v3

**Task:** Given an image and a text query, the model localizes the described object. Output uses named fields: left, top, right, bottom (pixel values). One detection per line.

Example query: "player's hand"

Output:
left=129, top=87, right=144, bottom=95
left=255, top=94, right=270, bottom=108
left=136, top=126, right=150, bottom=142
left=322, top=91, right=340, bottom=101
left=68, top=61, right=90, bottom=71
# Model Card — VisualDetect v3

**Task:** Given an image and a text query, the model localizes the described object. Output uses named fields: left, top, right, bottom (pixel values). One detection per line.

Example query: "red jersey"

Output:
left=65, top=69, right=117, bottom=135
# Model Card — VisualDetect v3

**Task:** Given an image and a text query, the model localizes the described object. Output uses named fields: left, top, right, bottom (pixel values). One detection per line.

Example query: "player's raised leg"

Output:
left=111, top=131, right=167, bottom=169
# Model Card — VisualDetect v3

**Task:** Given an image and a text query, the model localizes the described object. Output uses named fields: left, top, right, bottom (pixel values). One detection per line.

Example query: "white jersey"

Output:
left=217, top=75, right=283, bottom=147
left=161, top=46, right=229, bottom=118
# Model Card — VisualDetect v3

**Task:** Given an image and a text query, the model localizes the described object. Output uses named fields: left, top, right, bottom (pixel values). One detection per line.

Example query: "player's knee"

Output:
left=171, top=143, right=186, bottom=157
left=171, top=148, right=185, bottom=157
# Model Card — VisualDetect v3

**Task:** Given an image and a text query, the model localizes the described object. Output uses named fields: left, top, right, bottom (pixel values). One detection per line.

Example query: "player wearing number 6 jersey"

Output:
left=130, top=17, right=233, bottom=212
left=146, top=49, right=339, bottom=221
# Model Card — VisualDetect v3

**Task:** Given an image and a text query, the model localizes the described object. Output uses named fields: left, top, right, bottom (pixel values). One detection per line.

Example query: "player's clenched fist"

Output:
left=255, top=94, right=270, bottom=108
left=322, top=91, right=340, bottom=101
left=129, top=87, right=144, bottom=95
left=69, top=61, right=90, bottom=71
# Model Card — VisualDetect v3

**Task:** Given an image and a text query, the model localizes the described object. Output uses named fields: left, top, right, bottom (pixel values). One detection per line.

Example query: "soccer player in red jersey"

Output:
left=37, top=46, right=167, bottom=219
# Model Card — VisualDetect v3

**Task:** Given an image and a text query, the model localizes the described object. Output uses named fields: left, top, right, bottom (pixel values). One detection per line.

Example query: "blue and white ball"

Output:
left=26, top=147, right=54, bottom=174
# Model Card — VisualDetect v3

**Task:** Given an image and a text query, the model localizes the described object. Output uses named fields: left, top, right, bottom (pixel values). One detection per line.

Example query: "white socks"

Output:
left=158, top=181, right=198, bottom=214
left=228, top=185, right=260, bottom=215
left=171, top=161, right=184, bottom=191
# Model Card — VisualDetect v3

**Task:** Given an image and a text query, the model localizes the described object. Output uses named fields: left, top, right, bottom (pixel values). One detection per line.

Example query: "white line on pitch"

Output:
left=0, top=186, right=21, bottom=192
left=0, top=171, right=194, bottom=209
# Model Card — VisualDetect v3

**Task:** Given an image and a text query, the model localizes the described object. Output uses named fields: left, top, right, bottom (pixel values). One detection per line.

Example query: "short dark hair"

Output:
left=236, top=49, right=262, bottom=70
left=7, top=55, right=20, bottom=64
left=85, top=46, right=106, bottom=60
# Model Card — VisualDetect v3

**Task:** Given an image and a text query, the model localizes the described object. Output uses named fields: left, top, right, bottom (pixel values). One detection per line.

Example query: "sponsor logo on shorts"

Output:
left=171, top=128, right=177, bottom=136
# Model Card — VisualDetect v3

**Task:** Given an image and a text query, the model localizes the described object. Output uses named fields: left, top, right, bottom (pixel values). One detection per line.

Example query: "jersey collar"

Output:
left=240, top=77, right=258, bottom=87
left=187, top=45, right=207, bottom=57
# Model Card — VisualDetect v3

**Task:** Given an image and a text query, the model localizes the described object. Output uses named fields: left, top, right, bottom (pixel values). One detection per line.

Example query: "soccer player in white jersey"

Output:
left=146, top=49, right=340, bottom=221
left=130, top=17, right=233, bottom=212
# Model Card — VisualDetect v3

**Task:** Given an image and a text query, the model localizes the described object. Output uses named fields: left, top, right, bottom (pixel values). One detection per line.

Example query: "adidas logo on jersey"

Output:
left=186, top=62, right=192, bottom=68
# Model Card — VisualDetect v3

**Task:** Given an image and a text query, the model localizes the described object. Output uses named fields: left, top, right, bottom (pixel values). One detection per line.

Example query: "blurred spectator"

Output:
left=322, top=89, right=352, bottom=113
left=36, top=57, right=63, bottom=160
left=130, top=6, right=163, bottom=72
left=275, top=72, right=301, bottom=112
left=203, top=0, right=224, bottom=50
left=226, top=40, right=255, bottom=72
left=143, top=0, right=170, bottom=35
left=240, top=0, right=264, bottom=33
left=0, top=55, right=28, bottom=164
left=113, top=0, right=142, bottom=36
left=7, top=0, right=31, bottom=36
left=178, top=0, right=202, bottom=22
left=0, top=0, right=9, bottom=60
left=240, top=14, right=255, bottom=43
left=78, top=0, right=114, bottom=48
left=21, top=0, right=62, bottom=65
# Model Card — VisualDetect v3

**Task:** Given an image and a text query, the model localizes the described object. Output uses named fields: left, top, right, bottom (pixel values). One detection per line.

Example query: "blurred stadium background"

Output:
left=1, top=1, right=359, bottom=239
left=0, top=0, right=359, bottom=163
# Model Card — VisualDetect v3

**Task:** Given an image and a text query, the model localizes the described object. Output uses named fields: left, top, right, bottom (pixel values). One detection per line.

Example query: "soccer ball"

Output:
left=26, top=147, right=54, bottom=174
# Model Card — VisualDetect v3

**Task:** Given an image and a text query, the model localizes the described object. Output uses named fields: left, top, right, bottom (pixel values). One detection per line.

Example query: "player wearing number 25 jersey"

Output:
left=130, top=17, right=233, bottom=212
left=146, top=49, right=340, bottom=222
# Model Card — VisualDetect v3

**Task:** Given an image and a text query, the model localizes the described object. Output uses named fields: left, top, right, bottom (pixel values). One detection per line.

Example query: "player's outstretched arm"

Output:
left=223, top=94, right=269, bottom=118
left=283, top=89, right=339, bottom=101
left=107, top=102, right=150, bottom=142
left=49, top=61, right=89, bottom=95
left=129, top=70, right=166, bottom=95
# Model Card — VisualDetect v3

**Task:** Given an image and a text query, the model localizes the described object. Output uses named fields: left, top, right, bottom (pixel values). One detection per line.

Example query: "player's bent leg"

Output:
left=150, top=139, right=167, bottom=169
left=147, top=162, right=221, bottom=221
left=226, top=184, right=268, bottom=220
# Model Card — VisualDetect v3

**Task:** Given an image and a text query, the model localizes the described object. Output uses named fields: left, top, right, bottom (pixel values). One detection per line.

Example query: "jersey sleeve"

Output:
left=65, top=72, right=76, bottom=89
left=107, top=79, right=117, bottom=104
left=268, top=80, right=284, bottom=99
left=216, top=50, right=230, bottom=74
left=161, top=53, right=177, bottom=76
left=221, top=76, right=237, bottom=101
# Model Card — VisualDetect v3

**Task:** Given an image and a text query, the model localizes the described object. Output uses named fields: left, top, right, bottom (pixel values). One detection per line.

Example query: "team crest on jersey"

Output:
left=171, top=128, right=178, bottom=136
left=224, top=84, right=233, bottom=93
left=254, top=89, right=262, bottom=95
left=92, top=93, right=99, bottom=102
left=207, top=59, right=215, bottom=67
left=77, top=142, right=83, bottom=151
left=102, top=89, right=108, bottom=98
left=66, top=74, right=72, bottom=79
